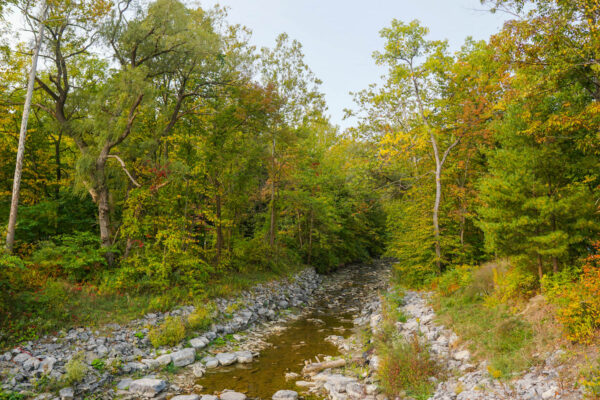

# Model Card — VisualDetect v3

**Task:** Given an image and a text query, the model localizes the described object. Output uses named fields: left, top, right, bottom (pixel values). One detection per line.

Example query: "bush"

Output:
left=432, top=265, right=473, bottom=297
left=542, top=252, right=600, bottom=343
left=148, top=316, right=186, bottom=348
left=393, top=262, right=437, bottom=289
left=64, top=355, right=87, bottom=384
left=30, top=232, right=109, bottom=282
left=187, top=305, right=213, bottom=331
left=377, top=334, right=439, bottom=399
left=485, top=264, right=537, bottom=307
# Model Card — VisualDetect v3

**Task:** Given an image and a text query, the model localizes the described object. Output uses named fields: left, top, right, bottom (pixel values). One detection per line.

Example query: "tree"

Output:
left=5, top=2, right=47, bottom=252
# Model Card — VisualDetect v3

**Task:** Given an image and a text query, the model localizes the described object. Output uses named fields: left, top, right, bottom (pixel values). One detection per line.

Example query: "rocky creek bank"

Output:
left=0, top=268, right=321, bottom=399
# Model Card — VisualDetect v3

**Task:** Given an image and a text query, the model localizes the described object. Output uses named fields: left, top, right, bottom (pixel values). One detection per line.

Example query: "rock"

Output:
left=285, top=372, right=300, bottom=380
left=272, top=390, right=298, bottom=400
left=59, top=387, right=74, bottom=400
left=39, top=356, right=56, bottom=374
left=13, top=353, right=31, bottom=364
left=172, top=348, right=196, bottom=367
left=295, top=381, right=315, bottom=388
left=190, top=337, right=208, bottom=349
left=116, top=378, right=133, bottom=390
left=201, top=396, right=219, bottom=400
left=542, top=387, right=558, bottom=399
left=156, top=354, right=172, bottom=366
left=346, top=383, right=365, bottom=398
left=23, top=356, right=40, bottom=371
left=219, top=391, right=246, bottom=400
left=216, top=352, right=237, bottom=366
left=202, top=356, right=219, bottom=369
left=453, top=350, right=470, bottom=362
left=129, top=378, right=167, bottom=397
left=235, top=351, right=253, bottom=364
left=191, top=362, right=205, bottom=378
left=171, top=396, right=200, bottom=400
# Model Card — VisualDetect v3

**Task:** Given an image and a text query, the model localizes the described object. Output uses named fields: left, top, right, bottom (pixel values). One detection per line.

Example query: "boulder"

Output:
left=191, top=362, right=205, bottom=378
left=201, top=396, right=219, bottom=400
left=272, top=390, right=298, bottom=400
left=202, top=356, right=219, bottom=368
left=129, top=378, right=167, bottom=397
left=215, top=352, right=237, bottom=366
left=59, top=387, right=74, bottom=400
left=219, top=391, right=246, bottom=400
left=171, top=396, right=200, bottom=400
left=172, top=348, right=196, bottom=367
left=235, top=351, right=253, bottom=364
left=190, top=337, right=208, bottom=349
left=116, top=378, right=133, bottom=390
left=156, top=354, right=172, bottom=366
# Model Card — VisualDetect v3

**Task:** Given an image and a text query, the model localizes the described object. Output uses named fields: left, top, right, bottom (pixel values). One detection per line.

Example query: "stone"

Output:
left=272, top=390, right=298, bottom=400
left=59, top=387, right=74, bottom=400
left=172, top=348, right=196, bottom=367
left=201, top=396, right=219, bottom=400
left=235, top=351, right=253, bottom=364
left=219, top=391, right=246, bottom=400
left=23, top=357, right=40, bottom=371
left=155, top=354, right=172, bottom=366
left=191, top=362, right=205, bottom=378
left=542, top=387, right=558, bottom=399
left=190, top=337, right=207, bottom=349
left=13, top=353, right=31, bottom=364
left=346, top=383, right=365, bottom=398
left=39, top=356, right=56, bottom=374
left=215, top=352, right=237, bottom=366
left=129, top=378, right=167, bottom=397
left=116, top=378, right=133, bottom=390
left=202, top=356, right=219, bottom=369
left=171, top=396, right=200, bottom=400
left=453, top=350, right=470, bottom=362
left=285, top=372, right=300, bottom=380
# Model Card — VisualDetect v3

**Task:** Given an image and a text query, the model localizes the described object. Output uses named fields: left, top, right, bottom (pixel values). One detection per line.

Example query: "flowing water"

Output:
left=193, top=265, right=385, bottom=399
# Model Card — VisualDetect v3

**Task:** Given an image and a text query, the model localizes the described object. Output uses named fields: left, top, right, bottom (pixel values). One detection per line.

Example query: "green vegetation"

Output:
left=64, top=355, right=87, bottom=384
left=187, top=305, right=214, bottom=332
left=91, top=358, right=105, bottom=372
left=148, top=316, right=186, bottom=348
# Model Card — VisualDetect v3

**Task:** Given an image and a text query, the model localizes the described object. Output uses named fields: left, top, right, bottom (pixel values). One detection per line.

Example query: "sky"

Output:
left=199, top=0, right=510, bottom=129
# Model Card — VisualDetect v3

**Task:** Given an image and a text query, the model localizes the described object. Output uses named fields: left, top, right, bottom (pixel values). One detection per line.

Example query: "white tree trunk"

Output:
left=5, top=3, right=48, bottom=253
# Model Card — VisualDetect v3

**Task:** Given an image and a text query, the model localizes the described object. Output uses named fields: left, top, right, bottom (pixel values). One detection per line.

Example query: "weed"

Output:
left=64, top=355, right=87, bottom=384
left=148, top=316, right=186, bottom=348
left=134, top=332, right=144, bottom=339
left=91, top=358, right=105, bottom=372
left=187, top=305, right=213, bottom=332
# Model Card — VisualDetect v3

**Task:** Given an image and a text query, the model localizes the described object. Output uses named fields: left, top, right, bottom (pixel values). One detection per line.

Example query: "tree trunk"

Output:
left=433, top=157, right=442, bottom=272
left=268, top=135, right=276, bottom=248
left=307, top=210, right=314, bottom=265
left=537, top=255, right=544, bottom=281
left=216, top=193, right=223, bottom=263
left=5, top=3, right=48, bottom=253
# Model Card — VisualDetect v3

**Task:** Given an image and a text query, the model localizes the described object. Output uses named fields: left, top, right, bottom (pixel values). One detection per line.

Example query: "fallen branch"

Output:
left=302, top=358, right=346, bottom=374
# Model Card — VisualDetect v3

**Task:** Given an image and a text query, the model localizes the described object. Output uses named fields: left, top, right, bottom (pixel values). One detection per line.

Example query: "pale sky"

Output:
left=199, top=0, right=510, bottom=129
left=7, top=1, right=510, bottom=129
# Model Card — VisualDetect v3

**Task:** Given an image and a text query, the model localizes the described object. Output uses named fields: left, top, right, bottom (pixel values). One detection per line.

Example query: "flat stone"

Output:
left=272, top=390, right=298, bottom=400
left=171, top=396, right=200, bottom=400
left=129, top=378, right=167, bottom=397
left=190, top=337, right=207, bottom=349
left=59, top=387, right=74, bottom=400
left=295, top=381, right=315, bottom=388
left=155, top=354, right=172, bottom=366
left=172, top=348, right=196, bottom=367
left=116, top=378, right=133, bottom=390
left=219, top=391, right=246, bottom=400
left=235, top=351, right=253, bottom=363
left=201, top=396, right=219, bottom=400
left=202, top=356, right=219, bottom=368
left=216, top=352, right=237, bottom=366
left=13, top=353, right=31, bottom=364
left=38, top=356, right=56, bottom=374
left=453, top=350, right=470, bottom=361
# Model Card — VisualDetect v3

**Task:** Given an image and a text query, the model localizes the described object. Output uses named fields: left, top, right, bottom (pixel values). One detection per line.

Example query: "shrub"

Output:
left=30, top=232, right=109, bottom=282
left=393, top=262, right=436, bottom=289
left=485, top=264, right=537, bottom=307
left=187, top=305, right=213, bottom=331
left=148, top=316, right=186, bottom=348
left=580, top=357, right=600, bottom=399
left=542, top=252, right=600, bottom=343
left=377, top=334, right=439, bottom=398
left=64, top=355, right=87, bottom=384
left=432, top=265, right=473, bottom=297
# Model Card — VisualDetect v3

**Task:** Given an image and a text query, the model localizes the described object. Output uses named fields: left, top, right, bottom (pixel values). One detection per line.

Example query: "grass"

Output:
left=375, top=286, right=441, bottom=400
left=0, top=264, right=304, bottom=349
left=433, top=291, right=539, bottom=377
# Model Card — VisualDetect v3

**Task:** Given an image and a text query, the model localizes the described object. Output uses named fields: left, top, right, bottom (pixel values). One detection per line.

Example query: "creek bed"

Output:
left=194, top=265, right=383, bottom=399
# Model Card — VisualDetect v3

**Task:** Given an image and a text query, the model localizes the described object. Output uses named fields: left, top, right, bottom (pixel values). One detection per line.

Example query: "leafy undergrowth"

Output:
left=0, top=261, right=303, bottom=349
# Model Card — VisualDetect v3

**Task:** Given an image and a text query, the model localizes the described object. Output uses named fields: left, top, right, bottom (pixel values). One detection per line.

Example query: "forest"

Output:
left=1, top=0, right=600, bottom=397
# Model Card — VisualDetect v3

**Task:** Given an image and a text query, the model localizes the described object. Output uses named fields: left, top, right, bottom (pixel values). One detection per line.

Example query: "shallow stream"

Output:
left=194, top=265, right=383, bottom=399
